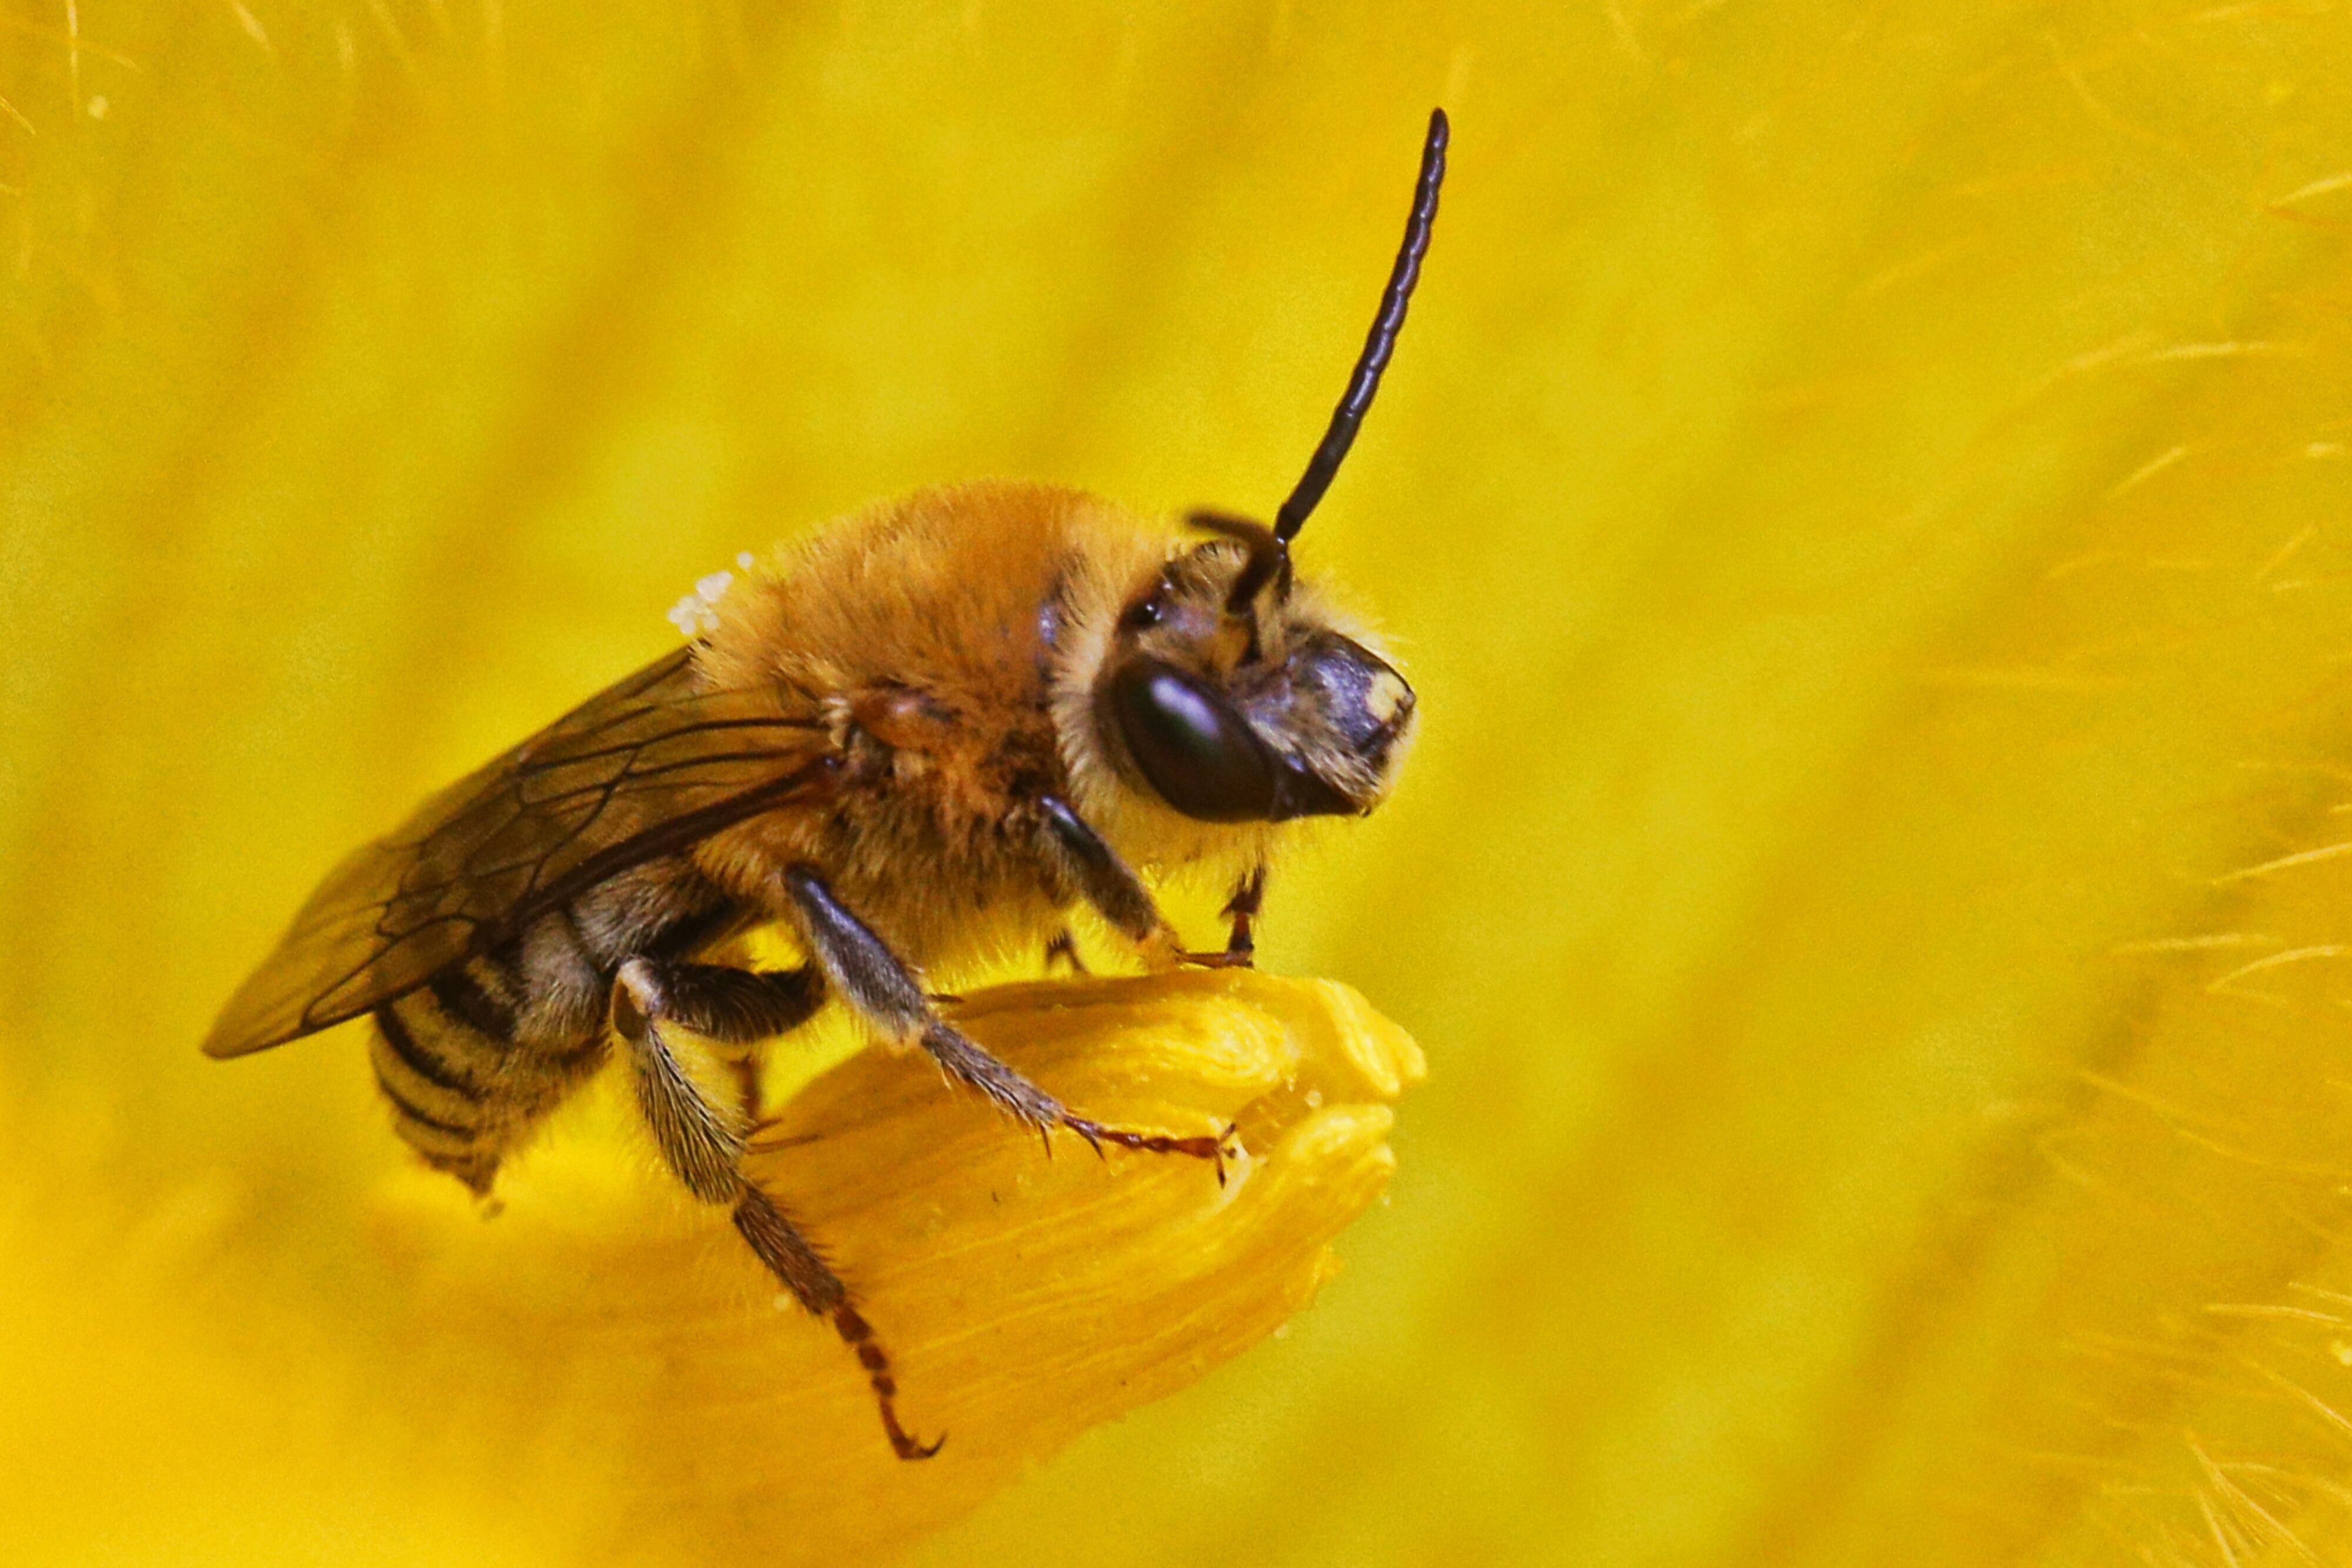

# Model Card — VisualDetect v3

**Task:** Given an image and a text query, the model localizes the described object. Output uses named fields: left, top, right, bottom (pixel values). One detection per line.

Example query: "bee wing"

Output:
left=203, top=647, right=834, bottom=1059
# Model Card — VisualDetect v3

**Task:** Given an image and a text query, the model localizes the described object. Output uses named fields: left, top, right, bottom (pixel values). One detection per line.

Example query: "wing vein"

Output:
left=203, top=650, right=838, bottom=1059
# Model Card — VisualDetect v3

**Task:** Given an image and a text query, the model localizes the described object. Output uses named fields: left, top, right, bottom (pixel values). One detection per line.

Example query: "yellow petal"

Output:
left=383, top=972, right=1417, bottom=1563
left=3, top=973, right=1415, bottom=1562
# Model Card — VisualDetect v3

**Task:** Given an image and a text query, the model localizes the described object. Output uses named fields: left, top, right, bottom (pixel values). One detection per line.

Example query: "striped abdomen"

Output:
left=369, top=857, right=749, bottom=1195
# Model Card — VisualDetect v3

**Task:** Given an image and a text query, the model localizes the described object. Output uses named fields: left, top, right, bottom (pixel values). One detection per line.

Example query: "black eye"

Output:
left=1108, top=657, right=1278, bottom=823
left=1118, top=571, right=1174, bottom=633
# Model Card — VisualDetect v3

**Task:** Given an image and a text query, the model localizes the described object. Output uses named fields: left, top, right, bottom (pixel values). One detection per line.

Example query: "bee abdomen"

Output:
left=425, top=964, right=519, bottom=1041
left=365, top=878, right=738, bottom=1199
left=369, top=952, right=602, bottom=1197
left=368, top=998, right=494, bottom=1185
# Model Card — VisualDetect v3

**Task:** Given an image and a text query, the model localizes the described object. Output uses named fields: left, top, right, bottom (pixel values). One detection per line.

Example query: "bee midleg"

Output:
left=607, top=957, right=938, bottom=1462
left=776, top=864, right=1235, bottom=1178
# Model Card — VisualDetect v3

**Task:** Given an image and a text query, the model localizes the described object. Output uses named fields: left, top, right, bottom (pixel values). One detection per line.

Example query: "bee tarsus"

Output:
left=1062, top=1116, right=1240, bottom=1189
left=739, top=1186, right=944, bottom=1462
left=831, top=1304, right=945, bottom=1461
left=1221, top=866, right=1266, bottom=965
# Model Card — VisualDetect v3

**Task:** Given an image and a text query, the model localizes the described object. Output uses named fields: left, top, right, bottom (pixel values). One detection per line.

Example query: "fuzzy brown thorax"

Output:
left=688, top=483, right=1409, bottom=975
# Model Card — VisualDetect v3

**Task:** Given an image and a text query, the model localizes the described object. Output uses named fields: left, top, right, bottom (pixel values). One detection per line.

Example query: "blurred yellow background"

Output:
left=11, top=1, right=2352, bottom=1564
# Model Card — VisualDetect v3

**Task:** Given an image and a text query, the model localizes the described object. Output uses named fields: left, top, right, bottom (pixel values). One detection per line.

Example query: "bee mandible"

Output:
left=206, top=109, right=1448, bottom=1460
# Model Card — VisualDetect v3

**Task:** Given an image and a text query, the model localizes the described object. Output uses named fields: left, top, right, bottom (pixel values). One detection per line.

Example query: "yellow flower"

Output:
left=369, top=972, right=1418, bottom=1564
left=14, top=1, right=2352, bottom=1564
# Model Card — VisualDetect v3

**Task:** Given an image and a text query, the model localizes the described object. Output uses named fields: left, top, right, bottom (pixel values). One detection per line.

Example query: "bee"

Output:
left=205, top=109, right=1448, bottom=1460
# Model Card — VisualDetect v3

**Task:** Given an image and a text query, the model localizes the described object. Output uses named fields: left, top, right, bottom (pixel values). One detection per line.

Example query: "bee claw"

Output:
left=830, top=1303, right=938, bottom=1463
left=889, top=1420, right=947, bottom=1462
left=900, top=1431, right=947, bottom=1461
left=1060, top=1116, right=1111, bottom=1161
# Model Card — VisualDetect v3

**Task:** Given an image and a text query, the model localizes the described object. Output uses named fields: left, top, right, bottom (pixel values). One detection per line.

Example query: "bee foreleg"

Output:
left=1034, top=795, right=1181, bottom=967
left=779, top=864, right=1237, bottom=1181
left=610, top=956, right=941, bottom=1462
left=1218, top=865, right=1267, bottom=968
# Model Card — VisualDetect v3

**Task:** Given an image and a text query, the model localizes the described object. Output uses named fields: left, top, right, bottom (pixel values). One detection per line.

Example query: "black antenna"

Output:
left=1272, top=107, right=1449, bottom=544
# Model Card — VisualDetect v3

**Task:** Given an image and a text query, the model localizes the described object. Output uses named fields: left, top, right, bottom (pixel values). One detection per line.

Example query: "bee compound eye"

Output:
left=1108, top=657, right=1279, bottom=823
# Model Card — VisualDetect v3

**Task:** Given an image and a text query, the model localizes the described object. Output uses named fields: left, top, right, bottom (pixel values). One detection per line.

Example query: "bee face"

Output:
left=1094, top=533, right=1416, bottom=825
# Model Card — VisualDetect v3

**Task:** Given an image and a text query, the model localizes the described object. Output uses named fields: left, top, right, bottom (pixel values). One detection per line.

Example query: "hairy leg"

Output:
left=610, top=957, right=940, bottom=1460
left=1034, top=796, right=1182, bottom=967
left=777, top=865, right=1235, bottom=1178
left=1034, top=794, right=1262, bottom=972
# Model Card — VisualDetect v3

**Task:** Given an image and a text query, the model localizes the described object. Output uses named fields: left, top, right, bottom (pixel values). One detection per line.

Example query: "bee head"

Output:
left=1093, top=524, right=1414, bottom=824
left=1065, top=108, right=1445, bottom=835
left=1092, top=106, right=1445, bottom=827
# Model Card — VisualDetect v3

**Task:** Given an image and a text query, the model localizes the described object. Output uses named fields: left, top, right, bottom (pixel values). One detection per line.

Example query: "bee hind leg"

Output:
left=629, top=960, right=823, bottom=1121
left=777, top=864, right=1240, bottom=1183
left=609, top=958, right=940, bottom=1462
left=733, top=1185, right=943, bottom=1462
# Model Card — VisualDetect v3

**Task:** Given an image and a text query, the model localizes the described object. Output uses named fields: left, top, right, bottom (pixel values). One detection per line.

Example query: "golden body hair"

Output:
left=695, top=481, right=1275, bottom=984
